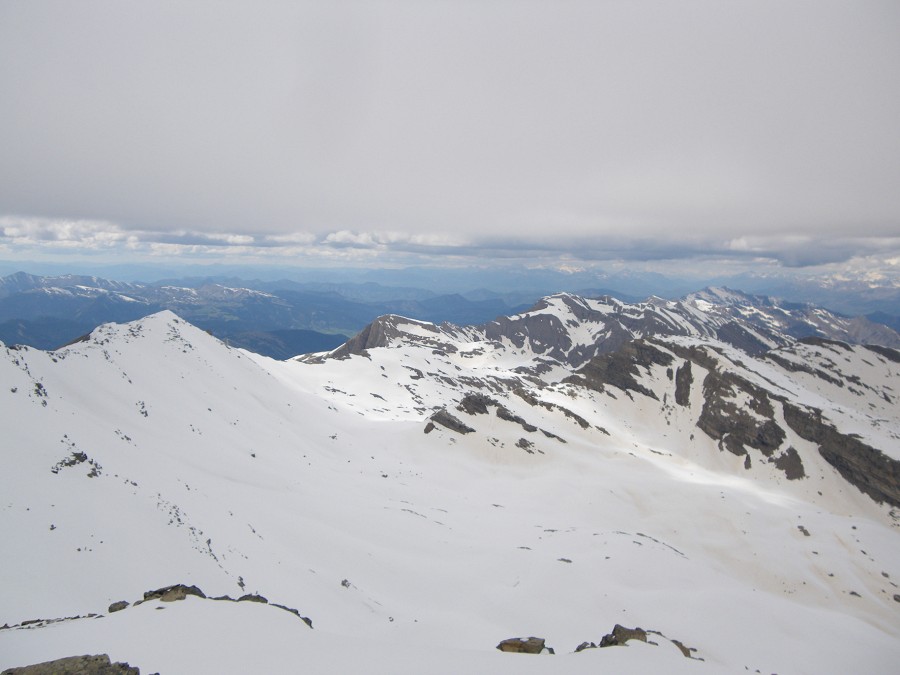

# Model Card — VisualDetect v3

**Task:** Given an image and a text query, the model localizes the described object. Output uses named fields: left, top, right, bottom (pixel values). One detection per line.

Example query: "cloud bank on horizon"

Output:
left=1, top=1, right=898, bottom=274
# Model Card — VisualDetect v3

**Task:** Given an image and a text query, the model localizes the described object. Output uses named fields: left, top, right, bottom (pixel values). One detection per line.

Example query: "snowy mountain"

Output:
left=1, top=295, right=899, bottom=674
left=0, top=272, right=144, bottom=297
left=321, top=288, right=900, bottom=368
left=685, top=287, right=900, bottom=349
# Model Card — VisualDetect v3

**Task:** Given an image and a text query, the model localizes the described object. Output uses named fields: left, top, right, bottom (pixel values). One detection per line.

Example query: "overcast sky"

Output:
left=1, top=1, right=898, bottom=277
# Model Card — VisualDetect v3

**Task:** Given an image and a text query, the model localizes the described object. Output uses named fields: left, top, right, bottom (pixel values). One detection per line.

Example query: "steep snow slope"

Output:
left=1, top=309, right=899, bottom=674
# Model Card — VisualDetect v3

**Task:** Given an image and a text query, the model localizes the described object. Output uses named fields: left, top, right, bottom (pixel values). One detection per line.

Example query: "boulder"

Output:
left=496, top=637, right=550, bottom=654
left=142, top=584, right=206, bottom=603
left=599, top=624, right=647, bottom=647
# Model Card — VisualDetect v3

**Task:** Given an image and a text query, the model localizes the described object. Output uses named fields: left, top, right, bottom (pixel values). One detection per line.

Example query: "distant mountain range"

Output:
left=1, top=271, right=898, bottom=359
left=0, top=272, right=534, bottom=356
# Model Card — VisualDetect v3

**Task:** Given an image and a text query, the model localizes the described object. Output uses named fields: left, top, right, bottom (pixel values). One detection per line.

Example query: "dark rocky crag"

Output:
left=565, top=340, right=674, bottom=400
left=782, top=403, right=900, bottom=507
left=695, top=368, right=785, bottom=460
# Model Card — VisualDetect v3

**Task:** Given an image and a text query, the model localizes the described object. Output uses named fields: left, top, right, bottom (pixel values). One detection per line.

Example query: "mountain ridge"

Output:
left=2, top=272, right=898, bottom=357
left=0, top=272, right=531, bottom=354
left=316, top=288, right=900, bottom=369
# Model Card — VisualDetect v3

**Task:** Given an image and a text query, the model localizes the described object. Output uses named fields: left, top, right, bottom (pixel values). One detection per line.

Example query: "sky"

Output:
left=1, top=1, right=899, bottom=282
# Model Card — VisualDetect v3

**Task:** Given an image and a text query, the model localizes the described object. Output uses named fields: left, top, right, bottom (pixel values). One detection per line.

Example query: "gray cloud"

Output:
left=1, top=1, right=899, bottom=273
left=3, top=216, right=895, bottom=273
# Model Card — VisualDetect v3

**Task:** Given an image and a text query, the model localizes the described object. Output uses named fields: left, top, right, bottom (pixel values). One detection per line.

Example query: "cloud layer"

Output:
left=4, top=216, right=899, bottom=279
left=1, top=1, right=899, bottom=271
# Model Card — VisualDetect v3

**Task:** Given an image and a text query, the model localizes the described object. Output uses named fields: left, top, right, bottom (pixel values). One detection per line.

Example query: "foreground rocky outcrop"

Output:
left=3, top=584, right=313, bottom=636
left=137, top=584, right=313, bottom=628
left=1, top=654, right=143, bottom=675
left=140, top=583, right=206, bottom=603
left=495, top=624, right=702, bottom=660
left=495, top=636, right=553, bottom=654
left=574, top=624, right=702, bottom=660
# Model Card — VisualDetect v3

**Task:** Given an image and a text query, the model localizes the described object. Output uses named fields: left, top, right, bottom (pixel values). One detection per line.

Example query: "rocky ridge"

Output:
left=310, top=288, right=900, bottom=371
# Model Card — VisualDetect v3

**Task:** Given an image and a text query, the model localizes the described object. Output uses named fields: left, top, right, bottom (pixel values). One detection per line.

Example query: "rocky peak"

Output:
left=326, top=314, right=449, bottom=360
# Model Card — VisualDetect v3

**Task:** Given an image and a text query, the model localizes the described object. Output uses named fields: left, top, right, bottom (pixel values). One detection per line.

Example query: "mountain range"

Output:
left=3, top=271, right=899, bottom=359
left=0, top=272, right=539, bottom=357
left=1, top=289, right=899, bottom=673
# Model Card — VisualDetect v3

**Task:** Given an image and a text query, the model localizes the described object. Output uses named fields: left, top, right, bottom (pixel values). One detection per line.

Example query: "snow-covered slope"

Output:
left=1, top=304, right=899, bottom=674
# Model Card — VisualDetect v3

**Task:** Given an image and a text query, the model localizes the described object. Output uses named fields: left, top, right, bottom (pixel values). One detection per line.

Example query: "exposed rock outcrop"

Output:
left=141, top=584, right=206, bottom=603
left=565, top=340, right=674, bottom=400
left=696, top=369, right=784, bottom=458
left=1, top=654, right=141, bottom=674
left=458, top=393, right=496, bottom=416
left=674, top=360, right=692, bottom=406
left=574, top=624, right=702, bottom=660
left=494, top=405, right=538, bottom=433
left=496, top=637, right=552, bottom=654
left=864, top=344, right=900, bottom=363
left=765, top=352, right=845, bottom=387
left=327, top=317, right=395, bottom=358
left=714, top=322, right=772, bottom=356
left=429, top=409, right=474, bottom=435
left=599, top=623, right=647, bottom=647
left=771, top=446, right=806, bottom=480
left=782, top=403, right=900, bottom=507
